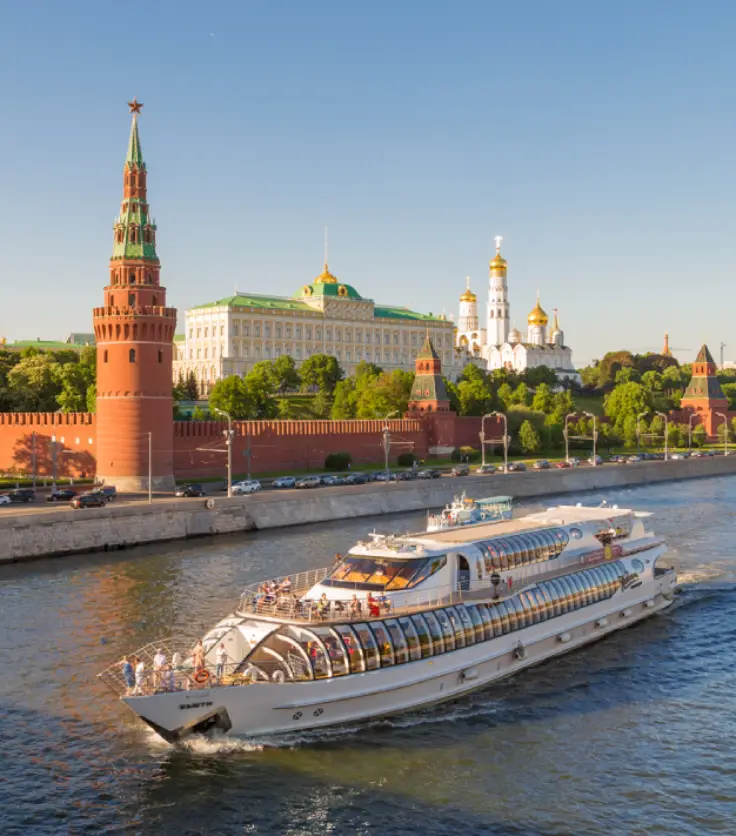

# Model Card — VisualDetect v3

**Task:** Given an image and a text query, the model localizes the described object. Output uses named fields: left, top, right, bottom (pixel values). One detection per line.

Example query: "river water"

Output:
left=1, top=477, right=735, bottom=835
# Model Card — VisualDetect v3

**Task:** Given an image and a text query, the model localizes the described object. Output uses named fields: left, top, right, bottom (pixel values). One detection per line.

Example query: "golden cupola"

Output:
left=489, top=235, right=507, bottom=273
left=314, top=262, right=338, bottom=284
left=459, top=276, right=477, bottom=303
left=528, top=292, right=548, bottom=327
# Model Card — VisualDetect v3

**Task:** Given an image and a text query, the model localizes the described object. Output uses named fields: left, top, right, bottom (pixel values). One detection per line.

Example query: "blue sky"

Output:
left=1, top=0, right=734, bottom=365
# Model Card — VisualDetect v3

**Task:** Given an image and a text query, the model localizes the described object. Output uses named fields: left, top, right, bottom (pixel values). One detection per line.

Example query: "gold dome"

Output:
left=314, top=262, right=338, bottom=284
left=489, top=252, right=507, bottom=272
left=460, top=289, right=477, bottom=303
left=528, top=293, right=548, bottom=327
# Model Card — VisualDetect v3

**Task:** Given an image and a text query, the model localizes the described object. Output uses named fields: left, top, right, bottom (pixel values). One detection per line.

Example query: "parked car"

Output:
left=507, top=462, right=527, bottom=472
left=46, top=489, right=78, bottom=502
left=272, top=476, right=297, bottom=489
left=374, top=471, right=397, bottom=482
left=608, top=455, right=626, bottom=464
left=232, top=480, right=261, bottom=495
left=417, top=469, right=442, bottom=479
left=475, top=464, right=497, bottom=474
left=670, top=452, right=687, bottom=460
left=451, top=465, right=470, bottom=477
left=89, top=485, right=117, bottom=502
left=533, top=460, right=550, bottom=470
left=627, top=455, right=643, bottom=463
left=345, top=473, right=368, bottom=485
left=71, top=493, right=106, bottom=509
left=175, top=484, right=206, bottom=497
left=7, top=488, right=36, bottom=503
left=0, top=494, right=11, bottom=506
left=568, top=457, right=581, bottom=467
left=296, top=476, right=321, bottom=489
left=587, top=455, right=603, bottom=466
left=396, top=470, right=416, bottom=481
left=555, top=460, right=571, bottom=469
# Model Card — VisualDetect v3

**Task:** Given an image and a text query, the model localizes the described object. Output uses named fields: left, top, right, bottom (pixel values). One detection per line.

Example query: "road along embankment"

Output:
left=2, top=455, right=736, bottom=563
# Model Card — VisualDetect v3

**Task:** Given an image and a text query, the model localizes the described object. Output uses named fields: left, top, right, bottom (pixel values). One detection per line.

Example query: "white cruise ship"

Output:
left=99, top=503, right=676, bottom=742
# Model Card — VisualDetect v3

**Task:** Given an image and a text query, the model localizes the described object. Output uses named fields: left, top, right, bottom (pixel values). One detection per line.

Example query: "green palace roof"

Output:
left=298, top=282, right=364, bottom=300
left=375, top=305, right=446, bottom=322
left=5, top=340, right=88, bottom=352
left=174, top=334, right=186, bottom=342
left=192, top=293, right=313, bottom=312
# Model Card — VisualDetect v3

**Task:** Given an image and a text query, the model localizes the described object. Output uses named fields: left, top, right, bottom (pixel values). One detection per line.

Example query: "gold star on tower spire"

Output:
left=127, top=97, right=144, bottom=115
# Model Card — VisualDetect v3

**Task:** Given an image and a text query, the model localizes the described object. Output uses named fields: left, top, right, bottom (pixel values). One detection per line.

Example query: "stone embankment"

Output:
left=2, top=455, right=735, bottom=563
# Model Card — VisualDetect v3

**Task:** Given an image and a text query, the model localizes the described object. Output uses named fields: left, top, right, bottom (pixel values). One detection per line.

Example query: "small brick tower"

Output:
left=407, top=335, right=451, bottom=413
left=680, top=344, right=728, bottom=438
left=93, top=99, right=177, bottom=490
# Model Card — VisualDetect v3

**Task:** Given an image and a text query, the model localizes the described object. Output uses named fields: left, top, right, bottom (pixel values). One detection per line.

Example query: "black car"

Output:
left=89, top=486, right=117, bottom=502
left=451, top=465, right=470, bottom=477
left=46, top=489, right=78, bottom=502
left=345, top=473, right=368, bottom=485
left=507, top=462, right=527, bottom=472
left=7, top=488, right=36, bottom=503
left=71, top=493, right=106, bottom=509
left=175, top=484, right=206, bottom=498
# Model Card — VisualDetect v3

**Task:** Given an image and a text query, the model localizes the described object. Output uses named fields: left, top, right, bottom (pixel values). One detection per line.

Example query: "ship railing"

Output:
left=238, top=566, right=331, bottom=614
left=97, top=636, right=268, bottom=697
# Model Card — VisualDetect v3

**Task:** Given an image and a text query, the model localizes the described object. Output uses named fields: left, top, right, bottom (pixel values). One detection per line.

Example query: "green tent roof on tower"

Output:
left=126, top=116, right=145, bottom=168
left=695, top=344, right=715, bottom=364
left=416, top=334, right=440, bottom=360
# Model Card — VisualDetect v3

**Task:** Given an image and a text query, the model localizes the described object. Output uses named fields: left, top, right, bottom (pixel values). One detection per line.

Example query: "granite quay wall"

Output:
left=2, top=454, right=736, bottom=563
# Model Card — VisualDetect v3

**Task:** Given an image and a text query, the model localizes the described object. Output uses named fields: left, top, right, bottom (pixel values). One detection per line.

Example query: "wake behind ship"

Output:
left=99, top=503, right=676, bottom=741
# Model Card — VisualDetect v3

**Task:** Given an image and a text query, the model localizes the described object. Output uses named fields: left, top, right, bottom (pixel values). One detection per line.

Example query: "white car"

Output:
left=232, top=480, right=261, bottom=495
left=0, top=494, right=10, bottom=506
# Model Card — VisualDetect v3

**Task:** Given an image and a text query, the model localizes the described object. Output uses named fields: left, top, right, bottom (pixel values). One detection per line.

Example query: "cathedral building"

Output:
left=455, top=238, right=579, bottom=383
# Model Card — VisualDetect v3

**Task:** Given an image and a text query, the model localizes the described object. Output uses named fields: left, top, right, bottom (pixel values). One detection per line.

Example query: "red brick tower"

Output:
left=407, top=335, right=451, bottom=413
left=92, top=99, right=177, bottom=490
left=680, top=344, right=728, bottom=438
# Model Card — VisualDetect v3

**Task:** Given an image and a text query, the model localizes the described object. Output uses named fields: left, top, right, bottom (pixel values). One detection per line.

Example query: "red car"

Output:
left=555, top=461, right=572, bottom=469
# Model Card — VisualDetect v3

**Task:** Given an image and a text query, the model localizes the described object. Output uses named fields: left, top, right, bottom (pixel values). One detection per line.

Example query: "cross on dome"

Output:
left=494, top=235, right=503, bottom=253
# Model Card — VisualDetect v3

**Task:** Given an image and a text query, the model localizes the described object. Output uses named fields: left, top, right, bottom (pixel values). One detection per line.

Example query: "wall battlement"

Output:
left=173, top=418, right=423, bottom=439
left=0, top=413, right=95, bottom=427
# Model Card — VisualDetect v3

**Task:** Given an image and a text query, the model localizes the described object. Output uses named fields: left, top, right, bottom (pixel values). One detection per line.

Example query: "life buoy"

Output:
left=513, top=643, right=527, bottom=661
left=272, top=670, right=286, bottom=684
left=205, top=498, right=215, bottom=510
left=193, top=669, right=210, bottom=684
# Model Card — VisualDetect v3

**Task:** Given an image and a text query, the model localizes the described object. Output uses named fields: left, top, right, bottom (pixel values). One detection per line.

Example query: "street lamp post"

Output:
left=147, top=431, right=152, bottom=505
left=490, top=411, right=509, bottom=473
left=563, top=413, right=576, bottom=463
left=688, top=413, right=698, bottom=454
left=583, top=412, right=597, bottom=464
left=655, top=411, right=669, bottom=461
left=716, top=412, right=729, bottom=456
left=213, top=408, right=234, bottom=497
left=480, top=413, right=496, bottom=468
left=382, top=426, right=391, bottom=480
left=636, top=411, right=649, bottom=455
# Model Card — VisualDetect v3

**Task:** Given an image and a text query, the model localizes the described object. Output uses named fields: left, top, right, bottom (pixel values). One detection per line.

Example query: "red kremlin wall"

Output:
left=0, top=414, right=497, bottom=481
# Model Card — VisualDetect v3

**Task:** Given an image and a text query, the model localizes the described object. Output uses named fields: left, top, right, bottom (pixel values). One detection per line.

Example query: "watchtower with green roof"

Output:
left=92, top=99, right=176, bottom=491
left=680, top=344, right=729, bottom=438
left=407, top=336, right=451, bottom=413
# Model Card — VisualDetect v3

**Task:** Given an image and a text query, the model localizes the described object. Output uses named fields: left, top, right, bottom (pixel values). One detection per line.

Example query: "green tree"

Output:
left=497, top=383, right=514, bottom=410
left=209, top=375, right=252, bottom=419
left=519, top=419, right=541, bottom=454
left=192, top=405, right=209, bottom=421
left=603, top=381, right=653, bottom=432
left=185, top=370, right=199, bottom=401
left=7, top=353, right=62, bottom=411
left=692, top=423, right=706, bottom=448
left=331, top=378, right=357, bottom=419
left=615, top=367, right=640, bottom=385
left=311, top=390, right=331, bottom=418
left=173, top=370, right=187, bottom=401
left=531, top=382, right=554, bottom=413
left=641, top=370, right=663, bottom=393
left=510, top=382, right=531, bottom=406
left=522, top=366, right=558, bottom=388
left=300, top=353, right=343, bottom=395
left=272, top=355, right=300, bottom=394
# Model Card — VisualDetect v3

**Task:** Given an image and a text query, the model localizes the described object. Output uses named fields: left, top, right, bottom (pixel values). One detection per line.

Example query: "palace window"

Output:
left=411, top=333, right=417, bottom=346
left=129, top=349, right=136, bottom=363
left=255, top=325, right=261, bottom=337
left=286, top=325, right=292, bottom=338
left=316, top=328, right=322, bottom=340
left=244, top=323, right=250, bottom=336
left=189, top=349, right=193, bottom=360
left=336, top=329, right=341, bottom=342
left=296, top=347, right=302, bottom=359
left=204, top=327, right=209, bottom=338
left=197, top=349, right=201, bottom=359
left=296, top=325, right=302, bottom=339
left=356, top=330, right=362, bottom=343
left=326, top=328, right=332, bottom=341
left=276, top=325, right=282, bottom=338
left=188, top=328, right=193, bottom=339
left=233, top=324, right=239, bottom=337
left=306, top=327, right=312, bottom=340
left=265, top=325, right=271, bottom=338
left=393, top=333, right=399, bottom=345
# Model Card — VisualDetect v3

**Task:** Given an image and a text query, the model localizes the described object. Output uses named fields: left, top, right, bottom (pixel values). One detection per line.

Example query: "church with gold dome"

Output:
left=455, top=238, right=579, bottom=382
left=174, top=261, right=473, bottom=394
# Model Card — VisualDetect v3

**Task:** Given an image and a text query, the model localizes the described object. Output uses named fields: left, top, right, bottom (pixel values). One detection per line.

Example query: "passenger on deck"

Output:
left=377, top=594, right=392, bottom=613
left=121, top=656, right=135, bottom=694
left=193, top=639, right=205, bottom=671
left=132, top=656, right=146, bottom=696
left=163, top=664, right=175, bottom=692
left=216, top=643, right=228, bottom=681
left=280, top=576, right=292, bottom=594
left=334, top=552, right=342, bottom=566
left=317, top=593, right=329, bottom=619
left=153, top=648, right=167, bottom=689
left=349, top=595, right=362, bottom=617
left=367, top=593, right=380, bottom=618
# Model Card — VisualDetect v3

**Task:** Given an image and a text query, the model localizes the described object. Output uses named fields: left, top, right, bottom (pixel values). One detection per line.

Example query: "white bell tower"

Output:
left=487, top=235, right=510, bottom=347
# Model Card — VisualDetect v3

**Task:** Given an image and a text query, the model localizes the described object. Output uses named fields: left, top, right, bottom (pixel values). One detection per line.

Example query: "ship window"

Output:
left=544, top=529, right=559, bottom=558
left=483, top=604, right=500, bottom=638
left=567, top=575, right=584, bottom=610
left=311, top=626, right=348, bottom=676
left=517, top=592, right=537, bottom=624
left=466, top=605, right=486, bottom=642
left=397, top=616, right=422, bottom=661
left=536, top=584, right=555, bottom=618
left=499, top=538, right=518, bottom=568
left=632, top=558, right=645, bottom=574
left=334, top=624, right=365, bottom=673
left=577, top=573, right=592, bottom=606
left=585, top=570, right=600, bottom=604
left=435, top=609, right=456, bottom=650
left=531, top=532, right=549, bottom=562
left=384, top=619, right=409, bottom=664
left=445, top=607, right=466, bottom=648
left=531, top=589, right=549, bottom=621
left=410, top=613, right=434, bottom=657
left=476, top=542, right=492, bottom=574
left=504, top=598, right=521, bottom=631
left=325, top=554, right=446, bottom=591
left=548, top=579, right=567, bottom=613
left=587, top=567, right=603, bottom=600
left=495, top=601, right=512, bottom=634
left=554, top=528, right=570, bottom=555
left=518, top=535, right=535, bottom=565
left=369, top=622, right=395, bottom=667
left=554, top=576, right=573, bottom=611
left=352, top=623, right=380, bottom=670
left=455, top=605, right=476, bottom=644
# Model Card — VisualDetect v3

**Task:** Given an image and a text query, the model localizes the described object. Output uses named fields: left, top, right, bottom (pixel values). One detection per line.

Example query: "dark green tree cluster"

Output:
left=0, top=346, right=97, bottom=413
